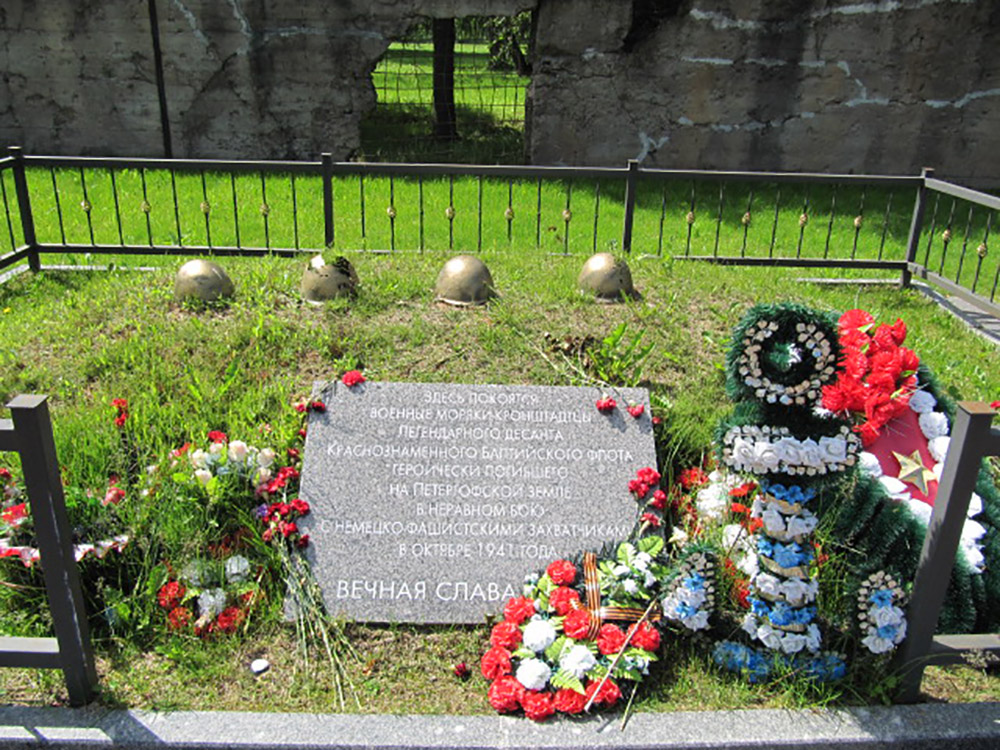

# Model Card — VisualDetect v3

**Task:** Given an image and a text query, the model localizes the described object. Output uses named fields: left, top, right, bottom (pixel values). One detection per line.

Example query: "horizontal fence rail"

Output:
left=1, top=147, right=997, bottom=318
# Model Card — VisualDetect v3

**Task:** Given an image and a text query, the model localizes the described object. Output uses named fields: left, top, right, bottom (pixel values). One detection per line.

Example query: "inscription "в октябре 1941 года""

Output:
left=298, top=381, right=656, bottom=623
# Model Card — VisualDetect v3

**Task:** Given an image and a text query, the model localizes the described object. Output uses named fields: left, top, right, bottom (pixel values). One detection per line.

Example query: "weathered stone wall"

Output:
left=529, top=0, right=1000, bottom=179
left=0, top=0, right=532, bottom=159
left=1, top=0, right=997, bottom=179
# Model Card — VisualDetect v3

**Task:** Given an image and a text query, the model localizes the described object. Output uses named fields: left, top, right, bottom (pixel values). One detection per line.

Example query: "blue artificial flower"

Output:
left=769, top=602, right=793, bottom=626
left=876, top=624, right=899, bottom=640
left=869, top=589, right=894, bottom=608
left=674, top=602, right=698, bottom=620
left=751, top=597, right=770, bottom=617
left=684, top=573, right=705, bottom=591
left=773, top=542, right=806, bottom=569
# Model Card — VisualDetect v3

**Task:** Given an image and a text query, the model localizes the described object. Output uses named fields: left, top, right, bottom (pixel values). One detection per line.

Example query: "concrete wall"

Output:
left=1, top=0, right=997, bottom=179
left=529, top=0, right=1000, bottom=180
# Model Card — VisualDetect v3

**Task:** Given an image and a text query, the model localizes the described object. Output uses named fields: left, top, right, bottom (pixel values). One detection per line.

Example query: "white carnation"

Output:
left=208, top=441, right=225, bottom=456
left=859, top=451, right=883, bottom=478
left=918, top=411, right=949, bottom=440
left=515, top=658, right=551, bottom=691
left=559, top=645, right=596, bottom=679
left=927, top=436, right=950, bottom=463
left=258, top=447, right=277, bottom=468
left=879, top=475, right=908, bottom=499
left=908, top=390, right=937, bottom=413
left=189, top=448, right=209, bottom=470
left=227, top=440, right=249, bottom=464
left=522, top=618, right=557, bottom=652
left=696, top=484, right=729, bottom=519
left=194, top=468, right=213, bottom=487
left=968, top=493, right=983, bottom=517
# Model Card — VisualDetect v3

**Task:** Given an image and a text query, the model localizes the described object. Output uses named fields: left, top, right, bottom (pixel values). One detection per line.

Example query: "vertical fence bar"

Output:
left=359, top=173, right=367, bottom=248
left=200, top=171, right=212, bottom=250
left=50, top=168, right=67, bottom=246
left=506, top=180, right=513, bottom=246
left=657, top=182, right=667, bottom=257
left=418, top=176, right=425, bottom=253
left=971, top=213, right=991, bottom=293
left=592, top=180, right=601, bottom=254
left=170, top=170, right=182, bottom=246
left=259, top=171, right=270, bottom=250
left=78, top=168, right=95, bottom=246
left=290, top=174, right=300, bottom=251
left=621, top=160, right=639, bottom=255
left=823, top=186, right=837, bottom=259
left=850, top=188, right=866, bottom=260
left=685, top=181, right=696, bottom=257
left=477, top=175, right=483, bottom=253
left=230, top=173, right=241, bottom=249
left=796, top=190, right=809, bottom=259
left=448, top=175, right=454, bottom=251
left=109, top=170, right=124, bottom=246
left=902, top=168, right=933, bottom=287
left=8, top=395, right=98, bottom=706
left=877, top=190, right=893, bottom=261
left=9, top=148, right=39, bottom=270
left=713, top=182, right=725, bottom=258
left=535, top=177, right=542, bottom=249
left=322, top=154, right=334, bottom=249
left=389, top=175, right=396, bottom=253
left=895, top=402, right=998, bottom=702
left=1, top=168, right=19, bottom=253
left=768, top=187, right=780, bottom=258
left=923, top=193, right=941, bottom=267
left=740, top=188, right=754, bottom=257
left=954, top=204, right=975, bottom=283
left=562, top=181, right=572, bottom=255
left=938, top=199, right=957, bottom=275
left=141, top=168, right=154, bottom=247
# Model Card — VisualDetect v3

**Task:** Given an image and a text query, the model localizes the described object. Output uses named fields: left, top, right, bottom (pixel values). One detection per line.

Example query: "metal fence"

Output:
left=1, top=147, right=998, bottom=318
left=0, top=395, right=98, bottom=706
left=895, top=402, right=1000, bottom=701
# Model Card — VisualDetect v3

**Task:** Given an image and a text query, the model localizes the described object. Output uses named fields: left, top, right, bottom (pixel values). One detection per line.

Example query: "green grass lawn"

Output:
left=0, top=248, right=997, bottom=711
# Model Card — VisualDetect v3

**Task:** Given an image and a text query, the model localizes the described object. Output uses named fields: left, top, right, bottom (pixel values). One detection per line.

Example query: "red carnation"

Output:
left=103, top=486, right=125, bottom=506
left=295, top=534, right=310, bottom=549
left=596, top=623, right=627, bottom=656
left=503, top=596, right=536, bottom=624
left=889, top=318, right=907, bottom=345
left=585, top=677, right=622, bottom=707
left=595, top=396, right=617, bottom=413
left=546, top=559, right=577, bottom=586
left=627, top=621, right=661, bottom=652
left=216, top=606, right=244, bottom=634
left=640, top=512, right=661, bottom=528
left=167, top=606, right=191, bottom=631
left=649, top=489, right=667, bottom=509
left=678, top=467, right=708, bottom=489
left=490, top=620, right=523, bottom=649
left=548, top=586, right=581, bottom=616
left=290, top=498, right=310, bottom=515
left=521, top=690, right=555, bottom=722
left=157, top=581, right=185, bottom=610
left=1, top=503, right=27, bottom=525
left=563, top=609, right=593, bottom=640
left=637, top=466, right=661, bottom=485
left=342, top=370, right=366, bottom=387
left=453, top=662, right=470, bottom=680
left=487, top=676, right=524, bottom=713
left=207, top=430, right=227, bottom=443
left=839, top=308, right=875, bottom=334
left=310, top=400, right=326, bottom=413
left=553, top=687, right=588, bottom=714
left=627, top=404, right=644, bottom=418
left=0, top=467, right=11, bottom=481
left=480, top=646, right=513, bottom=680
left=991, top=400, right=1000, bottom=410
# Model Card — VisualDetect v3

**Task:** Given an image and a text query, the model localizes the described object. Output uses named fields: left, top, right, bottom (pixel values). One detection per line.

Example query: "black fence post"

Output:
left=8, top=146, right=39, bottom=272
left=894, top=401, right=998, bottom=702
left=8, top=395, right=98, bottom=706
left=902, top=167, right=934, bottom=288
left=621, top=160, right=639, bottom=255
left=322, top=153, right=334, bottom=249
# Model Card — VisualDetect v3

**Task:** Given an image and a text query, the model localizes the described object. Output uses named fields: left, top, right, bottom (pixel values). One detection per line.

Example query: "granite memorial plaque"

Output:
left=298, top=381, right=657, bottom=623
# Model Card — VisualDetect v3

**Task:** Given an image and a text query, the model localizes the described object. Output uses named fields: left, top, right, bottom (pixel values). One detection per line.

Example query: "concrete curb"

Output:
left=0, top=703, right=998, bottom=750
